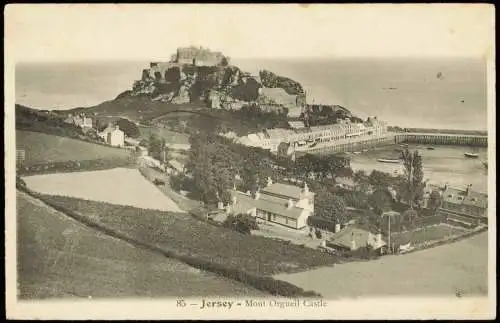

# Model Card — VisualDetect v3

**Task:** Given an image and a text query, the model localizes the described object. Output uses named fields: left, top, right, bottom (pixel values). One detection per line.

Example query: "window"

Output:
left=272, top=214, right=277, bottom=221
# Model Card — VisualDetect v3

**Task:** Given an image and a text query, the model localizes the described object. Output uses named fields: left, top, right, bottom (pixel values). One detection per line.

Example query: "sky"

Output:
left=4, top=4, right=495, bottom=62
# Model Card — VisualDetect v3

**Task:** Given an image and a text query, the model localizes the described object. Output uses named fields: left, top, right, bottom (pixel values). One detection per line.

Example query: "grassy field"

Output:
left=38, top=194, right=339, bottom=276
left=17, top=191, right=264, bottom=299
left=275, top=231, right=488, bottom=298
left=16, top=131, right=130, bottom=166
left=22, top=168, right=184, bottom=213
left=138, top=126, right=190, bottom=145
left=390, top=224, right=468, bottom=246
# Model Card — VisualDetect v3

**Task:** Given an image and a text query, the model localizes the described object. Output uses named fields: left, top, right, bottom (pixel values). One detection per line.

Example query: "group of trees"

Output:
left=292, top=153, right=353, bottom=182
left=141, top=133, right=170, bottom=163
left=314, top=187, right=348, bottom=225
left=184, top=133, right=275, bottom=206
left=301, top=104, right=359, bottom=127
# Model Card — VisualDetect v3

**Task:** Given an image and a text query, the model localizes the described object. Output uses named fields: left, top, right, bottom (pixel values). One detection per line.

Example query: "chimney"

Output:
left=351, top=232, right=356, bottom=250
left=303, top=182, right=309, bottom=195
left=232, top=196, right=237, bottom=205
left=466, top=184, right=472, bottom=197
left=335, top=223, right=341, bottom=233
left=287, top=199, right=294, bottom=209
left=254, top=190, right=260, bottom=200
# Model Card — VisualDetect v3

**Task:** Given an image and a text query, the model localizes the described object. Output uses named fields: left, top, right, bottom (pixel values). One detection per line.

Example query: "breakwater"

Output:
left=294, top=131, right=487, bottom=156
left=395, top=132, right=487, bottom=147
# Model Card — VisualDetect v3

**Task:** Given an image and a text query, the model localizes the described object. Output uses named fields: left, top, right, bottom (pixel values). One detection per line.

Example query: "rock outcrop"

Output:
left=129, top=47, right=311, bottom=116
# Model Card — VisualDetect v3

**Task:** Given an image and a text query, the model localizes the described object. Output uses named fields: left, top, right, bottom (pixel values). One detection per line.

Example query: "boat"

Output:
left=427, top=147, right=435, bottom=150
left=377, top=158, right=401, bottom=164
left=464, top=152, right=479, bottom=158
left=353, top=151, right=361, bottom=155
left=362, top=149, right=368, bottom=152
left=394, top=148, right=403, bottom=153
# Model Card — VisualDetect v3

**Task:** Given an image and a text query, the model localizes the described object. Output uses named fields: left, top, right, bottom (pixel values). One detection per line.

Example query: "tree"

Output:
left=369, top=189, right=392, bottom=215
left=401, top=149, right=425, bottom=209
left=369, top=170, right=393, bottom=189
left=427, top=190, right=442, bottom=212
left=402, top=209, right=418, bottom=227
left=223, top=213, right=258, bottom=234
left=315, top=188, right=347, bottom=224
left=116, top=118, right=140, bottom=138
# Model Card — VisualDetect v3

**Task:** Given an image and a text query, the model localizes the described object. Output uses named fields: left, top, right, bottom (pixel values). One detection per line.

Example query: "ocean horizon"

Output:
left=15, top=57, right=488, bottom=131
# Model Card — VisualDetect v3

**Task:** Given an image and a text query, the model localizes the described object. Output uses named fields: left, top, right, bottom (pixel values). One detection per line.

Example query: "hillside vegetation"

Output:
left=39, top=194, right=339, bottom=276
left=17, top=191, right=262, bottom=299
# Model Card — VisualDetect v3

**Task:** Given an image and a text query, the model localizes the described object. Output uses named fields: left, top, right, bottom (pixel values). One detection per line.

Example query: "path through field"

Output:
left=23, top=168, right=184, bottom=212
left=275, top=232, right=488, bottom=298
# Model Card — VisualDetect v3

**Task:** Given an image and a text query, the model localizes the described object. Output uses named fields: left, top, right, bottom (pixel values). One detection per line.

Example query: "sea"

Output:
left=15, top=58, right=489, bottom=192
left=16, top=57, right=488, bottom=131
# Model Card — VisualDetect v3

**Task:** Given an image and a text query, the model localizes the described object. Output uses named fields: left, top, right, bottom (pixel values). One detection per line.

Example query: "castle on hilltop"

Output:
left=172, top=46, right=228, bottom=66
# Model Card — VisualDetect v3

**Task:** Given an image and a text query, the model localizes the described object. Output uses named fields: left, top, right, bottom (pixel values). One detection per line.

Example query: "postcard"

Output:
left=4, top=3, right=496, bottom=320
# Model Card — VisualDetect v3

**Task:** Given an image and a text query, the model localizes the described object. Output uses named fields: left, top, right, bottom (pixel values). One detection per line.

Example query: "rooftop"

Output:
left=230, top=190, right=305, bottom=219
left=261, top=182, right=313, bottom=200
left=329, top=225, right=386, bottom=250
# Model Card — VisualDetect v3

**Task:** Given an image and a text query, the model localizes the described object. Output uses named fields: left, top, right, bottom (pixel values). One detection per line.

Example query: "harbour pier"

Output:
left=294, top=132, right=487, bottom=156
left=394, top=132, right=488, bottom=147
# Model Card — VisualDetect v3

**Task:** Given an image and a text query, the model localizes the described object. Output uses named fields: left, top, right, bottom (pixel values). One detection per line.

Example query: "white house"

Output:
left=108, top=127, right=125, bottom=147
left=98, top=123, right=124, bottom=147
left=228, top=180, right=314, bottom=230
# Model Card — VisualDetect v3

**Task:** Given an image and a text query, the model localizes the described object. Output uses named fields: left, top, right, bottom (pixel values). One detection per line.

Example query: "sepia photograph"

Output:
left=5, top=3, right=495, bottom=320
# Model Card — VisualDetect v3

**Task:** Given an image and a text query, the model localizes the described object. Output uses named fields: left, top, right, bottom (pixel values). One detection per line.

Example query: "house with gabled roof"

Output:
left=228, top=179, right=314, bottom=230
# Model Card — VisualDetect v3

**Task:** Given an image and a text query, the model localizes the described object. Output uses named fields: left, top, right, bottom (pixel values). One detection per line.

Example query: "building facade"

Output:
left=229, top=181, right=315, bottom=230
left=439, top=184, right=487, bottom=218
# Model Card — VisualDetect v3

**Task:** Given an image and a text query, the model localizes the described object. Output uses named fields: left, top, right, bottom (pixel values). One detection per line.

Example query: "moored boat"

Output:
left=464, top=152, right=479, bottom=158
left=377, top=158, right=401, bottom=164
left=427, top=147, right=435, bottom=150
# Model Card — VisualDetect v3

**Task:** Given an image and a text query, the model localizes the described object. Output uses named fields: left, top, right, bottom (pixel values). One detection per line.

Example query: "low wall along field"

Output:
left=17, top=191, right=264, bottom=299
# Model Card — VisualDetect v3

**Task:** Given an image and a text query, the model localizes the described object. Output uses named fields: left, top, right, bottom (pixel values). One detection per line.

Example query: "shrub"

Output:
left=153, top=178, right=165, bottom=186
left=223, top=213, right=259, bottom=234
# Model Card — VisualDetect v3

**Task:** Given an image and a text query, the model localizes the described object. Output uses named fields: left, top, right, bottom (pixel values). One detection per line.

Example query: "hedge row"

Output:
left=17, top=157, right=134, bottom=176
left=21, top=188, right=321, bottom=298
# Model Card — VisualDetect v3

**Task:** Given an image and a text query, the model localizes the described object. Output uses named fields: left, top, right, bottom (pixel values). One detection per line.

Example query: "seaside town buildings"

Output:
left=228, top=179, right=315, bottom=230
left=234, top=116, right=389, bottom=155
